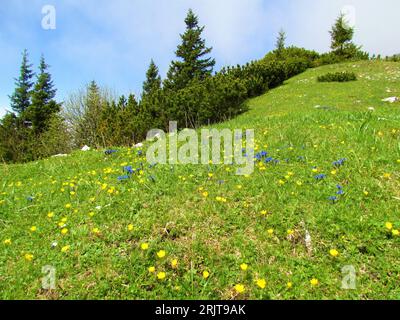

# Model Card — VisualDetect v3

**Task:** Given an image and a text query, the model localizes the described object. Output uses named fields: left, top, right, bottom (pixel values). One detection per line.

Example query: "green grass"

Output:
left=1, top=61, right=399, bottom=300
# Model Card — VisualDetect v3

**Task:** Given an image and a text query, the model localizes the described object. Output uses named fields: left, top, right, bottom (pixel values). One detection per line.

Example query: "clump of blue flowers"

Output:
left=105, top=149, right=118, bottom=155
left=336, top=184, right=345, bottom=195
left=328, top=185, right=345, bottom=203
left=123, top=166, right=134, bottom=175
left=314, top=174, right=327, bottom=180
left=333, top=158, right=347, bottom=168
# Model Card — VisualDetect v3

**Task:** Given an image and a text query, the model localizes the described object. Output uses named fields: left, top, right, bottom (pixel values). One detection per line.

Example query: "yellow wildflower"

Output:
left=383, top=173, right=391, bottom=179
left=234, top=284, right=245, bottom=294
left=256, top=279, right=266, bottom=289
left=310, top=278, right=319, bottom=286
left=329, top=249, right=339, bottom=258
left=24, top=253, right=34, bottom=261
left=148, top=266, right=156, bottom=273
left=171, top=259, right=178, bottom=269
left=386, top=222, right=393, bottom=231
left=157, top=272, right=166, bottom=280
left=61, top=245, right=70, bottom=253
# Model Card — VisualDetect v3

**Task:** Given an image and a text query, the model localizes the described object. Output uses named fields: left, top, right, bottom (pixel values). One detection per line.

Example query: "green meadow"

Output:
left=0, top=60, right=399, bottom=300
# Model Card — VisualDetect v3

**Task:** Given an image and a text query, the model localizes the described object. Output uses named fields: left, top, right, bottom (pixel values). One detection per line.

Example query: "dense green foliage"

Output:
left=62, top=13, right=318, bottom=149
left=1, top=54, right=67, bottom=162
left=317, top=71, right=357, bottom=83
left=0, top=9, right=383, bottom=164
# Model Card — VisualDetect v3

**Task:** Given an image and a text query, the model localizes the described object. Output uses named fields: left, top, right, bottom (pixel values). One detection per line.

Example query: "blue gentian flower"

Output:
left=118, top=175, right=130, bottom=181
left=124, top=166, right=134, bottom=174
left=328, top=196, right=338, bottom=203
left=336, top=184, right=345, bottom=195
left=105, top=149, right=118, bottom=155
left=333, top=158, right=347, bottom=167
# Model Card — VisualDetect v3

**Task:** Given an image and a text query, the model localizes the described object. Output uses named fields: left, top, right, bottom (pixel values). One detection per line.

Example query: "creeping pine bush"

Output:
left=317, top=71, right=357, bottom=83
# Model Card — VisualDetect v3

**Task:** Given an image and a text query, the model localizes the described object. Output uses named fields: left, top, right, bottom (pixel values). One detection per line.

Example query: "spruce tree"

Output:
left=29, top=55, right=60, bottom=132
left=330, top=13, right=354, bottom=55
left=275, top=29, right=286, bottom=58
left=165, top=9, right=215, bottom=90
left=9, top=49, right=34, bottom=114
left=142, top=60, right=162, bottom=97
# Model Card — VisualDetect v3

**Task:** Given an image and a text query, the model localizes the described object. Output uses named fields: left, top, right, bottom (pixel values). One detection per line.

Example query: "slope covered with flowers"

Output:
left=0, top=61, right=399, bottom=299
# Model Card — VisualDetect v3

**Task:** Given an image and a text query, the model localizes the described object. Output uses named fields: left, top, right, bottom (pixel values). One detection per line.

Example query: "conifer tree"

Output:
left=29, top=55, right=60, bottom=132
left=9, top=49, right=34, bottom=114
left=165, top=9, right=215, bottom=90
left=330, top=13, right=354, bottom=55
left=142, top=60, right=162, bottom=98
left=275, top=29, right=286, bottom=57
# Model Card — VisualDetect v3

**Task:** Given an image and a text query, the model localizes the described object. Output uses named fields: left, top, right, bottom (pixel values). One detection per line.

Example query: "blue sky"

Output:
left=1, top=0, right=399, bottom=117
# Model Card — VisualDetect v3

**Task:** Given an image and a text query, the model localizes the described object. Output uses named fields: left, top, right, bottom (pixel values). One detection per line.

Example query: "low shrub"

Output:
left=317, top=71, right=357, bottom=83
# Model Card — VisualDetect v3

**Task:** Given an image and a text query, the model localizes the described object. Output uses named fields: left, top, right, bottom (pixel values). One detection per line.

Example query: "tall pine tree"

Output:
left=9, top=49, right=34, bottom=115
left=165, top=9, right=215, bottom=90
left=142, top=60, right=162, bottom=98
left=29, top=55, right=60, bottom=132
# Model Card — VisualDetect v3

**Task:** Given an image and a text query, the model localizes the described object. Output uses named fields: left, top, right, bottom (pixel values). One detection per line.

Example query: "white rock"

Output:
left=52, top=154, right=68, bottom=158
left=81, top=145, right=91, bottom=151
left=382, top=97, right=399, bottom=103
left=134, top=143, right=143, bottom=148
left=305, top=230, right=313, bottom=254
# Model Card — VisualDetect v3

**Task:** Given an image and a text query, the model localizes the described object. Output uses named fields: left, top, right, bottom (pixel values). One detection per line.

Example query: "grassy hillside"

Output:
left=1, top=61, right=399, bottom=300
